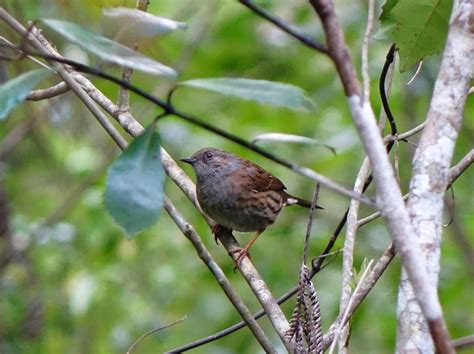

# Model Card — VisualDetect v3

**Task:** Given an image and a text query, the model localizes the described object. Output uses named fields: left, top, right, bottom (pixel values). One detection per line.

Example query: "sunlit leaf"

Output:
left=41, top=18, right=177, bottom=78
left=252, top=133, right=336, bottom=155
left=0, top=69, right=52, bottom=120
left=102, top=7, right=187, bottom=43
left=104, top=125, right=164, bottom=237
left=179, top=78, right=314, bottom=111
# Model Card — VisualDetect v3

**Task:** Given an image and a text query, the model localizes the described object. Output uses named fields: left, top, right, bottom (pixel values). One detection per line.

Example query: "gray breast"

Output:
left=197, top=176, right=285, bottom=232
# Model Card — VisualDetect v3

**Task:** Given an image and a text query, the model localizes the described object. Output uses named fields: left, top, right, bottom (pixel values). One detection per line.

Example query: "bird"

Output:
left=180, top=147, right=321, bottom=265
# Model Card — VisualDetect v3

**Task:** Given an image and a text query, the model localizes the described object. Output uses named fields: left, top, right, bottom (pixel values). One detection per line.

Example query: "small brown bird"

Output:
left=181, top=147, right=321, bottom=264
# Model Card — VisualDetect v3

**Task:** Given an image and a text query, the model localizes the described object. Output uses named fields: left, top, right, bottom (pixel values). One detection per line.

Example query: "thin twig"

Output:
left=168, top=116, right=428, bottom=351
left=163, top=196, right=278, bottom=353
left=358, top=149, right=474, bottom=227
left=4, top=46, right=374, bottom=206
left=379, top=44, right=397, bottom=136
left=328, top=259, right=374, bottom=354
left=0, top=10, right=284, bottom=352
left=309, top=2, right=454, bottom=350
left=303, top=183, right=321, bottom=265
left=361, top=0, right=375, bottom=102
left=127, top=316, right=187, bottom=354
left=338, top=157, right=371, bottom=352
left=452, top=334, right=474, bottom=350
left=406, top=60, right=423, bottom=86
left=117, top=0, right=149, bottom=111
left=323, top=243, right=396, bottom=349
left=0, top=12, right=129, bottom=150
left=26, top=81, right=70, bottom=100
left=239, top=0, right=328, bottom=54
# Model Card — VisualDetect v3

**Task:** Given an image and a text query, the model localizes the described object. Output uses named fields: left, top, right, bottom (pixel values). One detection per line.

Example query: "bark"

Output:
left=396, top=1, right=474, bottom=352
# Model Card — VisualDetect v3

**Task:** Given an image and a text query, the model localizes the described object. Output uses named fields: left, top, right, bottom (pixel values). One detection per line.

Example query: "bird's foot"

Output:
left=211, top=224, right=225, bottom=244
left=229, top=246, right=251, bottom=270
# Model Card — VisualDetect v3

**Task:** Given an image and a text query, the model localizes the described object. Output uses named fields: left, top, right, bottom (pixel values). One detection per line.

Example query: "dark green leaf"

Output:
left=179, top=78, right=314, bottom=111
left=41, top=18, right=177, bottom=78
left=104, top=125, right=164, bottom=237
left=0, top=69, right=52, bottom=120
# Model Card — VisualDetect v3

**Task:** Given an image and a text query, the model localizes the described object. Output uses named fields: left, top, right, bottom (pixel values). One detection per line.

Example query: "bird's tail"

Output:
left=285, top=193, right=324, bottom=209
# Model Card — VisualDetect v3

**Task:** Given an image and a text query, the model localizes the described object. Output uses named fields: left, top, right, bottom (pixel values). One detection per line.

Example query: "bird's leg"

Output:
left=229, top=229, right=265, bottom=267
left=211, top=224, right=228, bottom=244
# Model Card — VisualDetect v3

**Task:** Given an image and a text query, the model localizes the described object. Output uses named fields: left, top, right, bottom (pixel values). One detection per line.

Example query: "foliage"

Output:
left=379, top=0, right=452, bottom=72
left=0, top=69, right=51, bottom=119
left=104, top=124, right=164, bottom=237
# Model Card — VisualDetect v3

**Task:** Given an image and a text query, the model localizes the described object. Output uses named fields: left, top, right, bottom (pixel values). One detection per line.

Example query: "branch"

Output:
left=329, top=259, right=374, bottom=354
left=338, top=157, right=371, bottom=352
left=361, top=0, right=375, bottom=102
left=398, top=1, right=473, bottom=350
left=452, top=334, right=474, bottom=350
left=127, top=316, right=186, bottom=354
left=163, top=196, right=278, bottom=354
left=0, top=10, right=374, bottom=206
left=309, top=0, right=360, bottom=96
left=116, top=0, right=150, bottom=111
left=358, top=149, right=474, bottom=227
left=239, top=0, right=328, bottom=54
left=0, top=10, right=129, bottom=150
left=323, top=243, right=396, bottom=349
left=26, top=81, right=70, bottom=101
left=309, top=1, right=454, bottom=351
left=337, top=3, right=376, bottom=348
left=0, top=10, right=293, bottom=350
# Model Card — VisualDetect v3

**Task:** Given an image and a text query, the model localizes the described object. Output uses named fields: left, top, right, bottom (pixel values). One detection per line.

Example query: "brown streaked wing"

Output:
left=243, top=161, right=286, bottom=192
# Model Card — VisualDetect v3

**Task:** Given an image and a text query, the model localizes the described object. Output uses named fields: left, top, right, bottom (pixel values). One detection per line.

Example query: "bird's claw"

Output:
left=211, top=224, right=222, bottom=244
left=229, top=247, right=251, bottom=271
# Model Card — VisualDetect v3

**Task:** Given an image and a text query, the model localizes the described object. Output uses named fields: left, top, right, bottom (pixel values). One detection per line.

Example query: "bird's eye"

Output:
left=205, top=152, right=213, bottom=159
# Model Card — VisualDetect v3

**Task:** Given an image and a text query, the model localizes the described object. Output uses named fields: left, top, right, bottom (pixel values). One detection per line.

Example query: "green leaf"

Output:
left=379, top=0, right=398, bottom=22
left=179, top=78, right=314, bottom=111
left=104, top=125, right=164, bottom=237
left=41, top=18, right=177, bottom=78
left=252, top=133, right=336, bottom=155
left=379, top=0, right=452, bottom=72
left=0, top=69, right=52, bottom=120
left=102, top=7, right=187, bottom=43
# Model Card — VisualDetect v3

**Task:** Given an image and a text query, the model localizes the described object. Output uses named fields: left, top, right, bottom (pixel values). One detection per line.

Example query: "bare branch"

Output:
left=309, top=1, right=455, bottom=351
left=452, top=334, right=474, bottom=350
left=383, top=121, right=425, bottom=143
left=406, top=60, right=423, bottom=86
left=163, top=196, right=278, bottom=354
left=239, top=0, right=328, bottom=54
left=117, top=0, right=150, bottom=111
left=329, top=259, right=374, bottom=354
left=127, top=316, right=186, bottom=354
left=446, top=149, right=473, bottom=189
left=338, top=157, right=371, bottom=352
left=361, top=0, right=375, bottom=102
left=0, top=10, right=294, bottom=350
left=309, top=0, right=360, bottom=96
left=26, top=81, right=70, bottom=100
left=9, top=46, right=374, bottom=205
left=0, top=9, right=129, bottom=150
left=323, top=243, right=396, bottom=349
left=358, top=149, right=474, bottom=228
left=398, top=1, right=473, bottom=351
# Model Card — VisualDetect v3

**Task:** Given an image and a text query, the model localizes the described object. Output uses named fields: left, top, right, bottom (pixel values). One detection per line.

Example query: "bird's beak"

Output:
left=180, top=157, right=197, bottom=165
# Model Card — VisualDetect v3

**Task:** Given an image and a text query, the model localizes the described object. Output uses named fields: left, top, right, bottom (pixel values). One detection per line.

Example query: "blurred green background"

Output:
left=0, top=0, right=472, bottom=353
